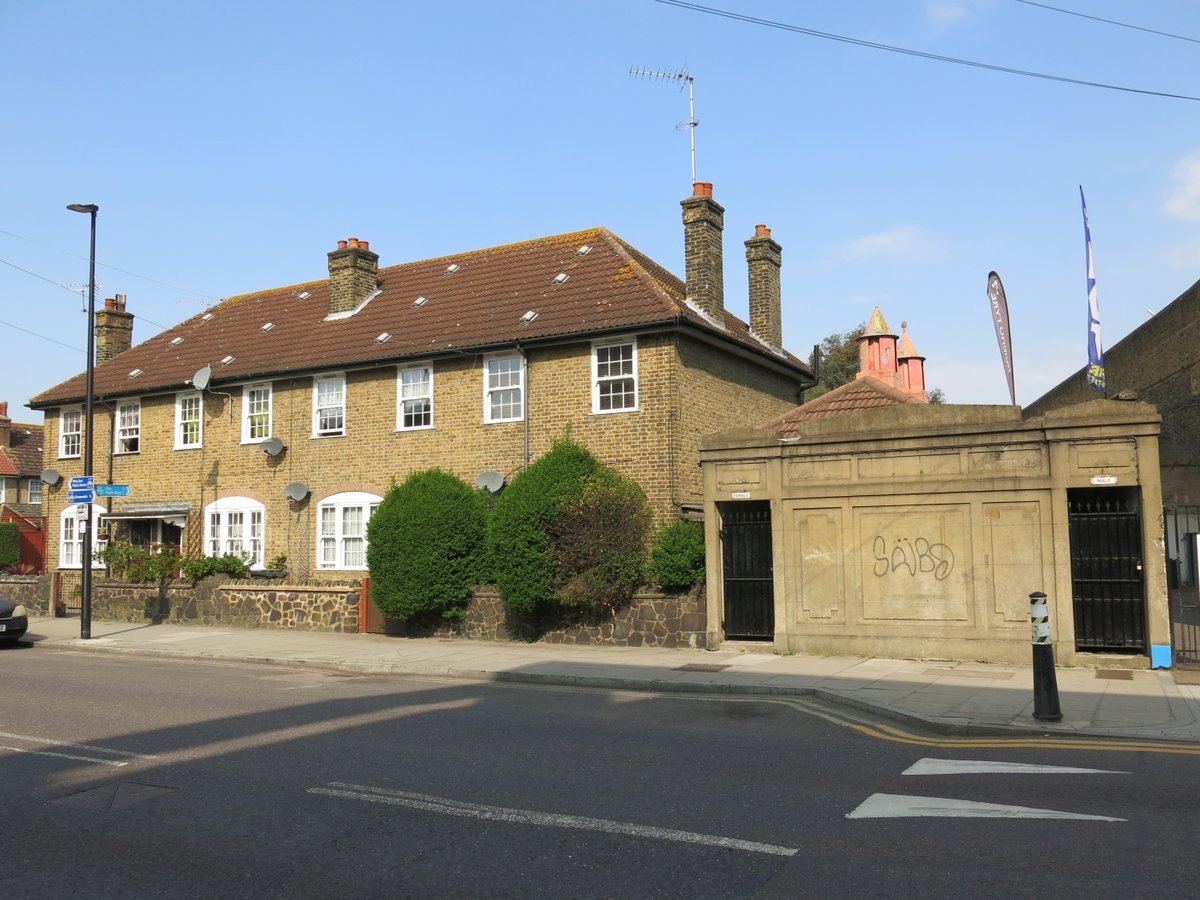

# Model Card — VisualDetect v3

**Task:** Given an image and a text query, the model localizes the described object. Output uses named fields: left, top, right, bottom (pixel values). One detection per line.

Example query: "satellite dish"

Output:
left=261, top=437, right=285, bottom=457
left=475, top=470, right=505, bottom=494
left=284, top=482, right=310, bottom=502
left=192, top=365, right=212, bottom=392
left=41, top=468, right=62, bottom=485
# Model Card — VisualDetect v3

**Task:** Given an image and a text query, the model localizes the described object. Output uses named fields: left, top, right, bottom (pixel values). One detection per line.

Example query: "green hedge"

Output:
left=486, top=439, right=599, bottom=614
left=367, top=469, right=486, bottom=620
left=645, top=520, right=706, bottom=590
left=0, top=521, right=18, bottom=570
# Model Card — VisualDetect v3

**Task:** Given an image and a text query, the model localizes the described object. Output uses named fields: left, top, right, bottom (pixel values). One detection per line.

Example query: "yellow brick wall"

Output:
left=41, top=331, right=802, bottom=576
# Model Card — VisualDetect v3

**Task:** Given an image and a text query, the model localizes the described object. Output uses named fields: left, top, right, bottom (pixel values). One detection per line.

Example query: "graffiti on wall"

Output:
left=872, top=535, right=955, bottom=581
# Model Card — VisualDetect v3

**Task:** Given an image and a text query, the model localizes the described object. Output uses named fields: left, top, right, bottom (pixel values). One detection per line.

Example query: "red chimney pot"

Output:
left=754, top=224, right=771, bottom=238
left=337, top=240, right=348, bottom=250
left=692, top=182, right=713, bottom=199
left=0, top=402, right=7, bottom=417
left=104, top=297, right=116, bottom=309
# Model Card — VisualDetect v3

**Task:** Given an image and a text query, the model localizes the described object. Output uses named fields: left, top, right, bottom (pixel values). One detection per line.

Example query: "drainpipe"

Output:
left=516, top=344, right=530, bottom=468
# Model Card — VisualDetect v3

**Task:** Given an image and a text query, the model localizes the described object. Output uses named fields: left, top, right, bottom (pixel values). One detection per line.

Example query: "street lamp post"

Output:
left=67, top=202, right=98, bottom=640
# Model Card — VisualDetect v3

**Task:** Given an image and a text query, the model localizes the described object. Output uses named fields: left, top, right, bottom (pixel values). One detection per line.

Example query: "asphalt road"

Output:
left=1, top=646, right=1196, bottom=899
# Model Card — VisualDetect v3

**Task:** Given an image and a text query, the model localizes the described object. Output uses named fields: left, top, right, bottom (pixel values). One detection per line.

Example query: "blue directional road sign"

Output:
left=69, top=476, right=94, bottom=491
left=94, top=484, right=131, bottom=498
left=67, top=490, right=94, bottom=504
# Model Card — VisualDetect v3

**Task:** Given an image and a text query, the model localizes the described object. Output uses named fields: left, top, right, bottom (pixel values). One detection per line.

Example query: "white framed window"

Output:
left=175, top=392, right=203, bottom=450
left=114, top=400, right=141, bottom=454
left=59, top=504, right=105, bottom=569
left=242, top=383, right=273, bottom=443
left=0, top=478, right=10, bottom=503
left=484, top=354, right=523, bottom=423
left=593, top=339, right=638, bottom=413
left=59, top=406, right=82, bottom=458
left=203, top=496, right=265, bottom=569
left=27, top=478, right=42, bottom=504
left=313, top=374, right=345, bottom=437
left=317, top=491, right=381, bottom=570
left=397, top=365, right=433, bottom=430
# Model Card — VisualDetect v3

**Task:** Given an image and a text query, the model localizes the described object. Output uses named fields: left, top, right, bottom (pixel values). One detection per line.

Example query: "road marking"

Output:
left=902, top=758, right=1129, bottom=776
left=847, top=793, right=1125, bottom=822
left=309, top=782, right=798, bottom=857
left=1, top=744, right=128, bottom=767
left=0, top=731, right=158, bottom=760
left=848, top=721, right=1200, bottom=756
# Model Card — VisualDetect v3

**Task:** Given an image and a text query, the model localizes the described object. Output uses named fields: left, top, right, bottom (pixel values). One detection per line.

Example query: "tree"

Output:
left=807, top=323, right=865, bottom=400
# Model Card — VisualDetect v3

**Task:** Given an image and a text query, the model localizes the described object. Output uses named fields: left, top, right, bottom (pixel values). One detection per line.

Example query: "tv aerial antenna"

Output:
left=61, top=282, right=103, bottom=313
left=630, top=66, right=698, bottom=184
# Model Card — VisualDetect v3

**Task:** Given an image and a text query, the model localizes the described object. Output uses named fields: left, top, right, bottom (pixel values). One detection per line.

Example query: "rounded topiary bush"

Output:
left=367, top=469, right=487, bottom=620
left=552, top=467, right=651, bottom=610
left=645, top=520, right=706, bottom=590
left=486, top=438, right=599, bottom=614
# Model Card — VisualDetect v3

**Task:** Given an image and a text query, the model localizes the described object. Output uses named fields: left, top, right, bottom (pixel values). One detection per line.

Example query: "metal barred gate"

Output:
left=719, top=501, right=774, bottom=641
left=1068, top=487, right=1146, bottom=654
left=1164, top=505, right=1200, bottom=668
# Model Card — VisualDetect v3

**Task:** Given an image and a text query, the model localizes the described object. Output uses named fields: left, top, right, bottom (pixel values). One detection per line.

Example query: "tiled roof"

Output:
left=0, top=424, right=43, bottom=476
left=761, top=376, right=923, bottom=438
left=30, top=227, right=810, bottom=407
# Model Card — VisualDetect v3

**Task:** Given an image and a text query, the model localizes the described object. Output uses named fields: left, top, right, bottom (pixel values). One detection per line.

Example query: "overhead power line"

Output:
left=0, top=317, right=82, bottom=352
left=1013, top=0, right=1200, bottom=45
left=654, top=0, right=1200, bottom=102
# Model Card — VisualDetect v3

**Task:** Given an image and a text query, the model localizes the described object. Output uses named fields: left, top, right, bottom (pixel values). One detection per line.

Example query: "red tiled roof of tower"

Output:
left=761, top=376, right=924, bottom=438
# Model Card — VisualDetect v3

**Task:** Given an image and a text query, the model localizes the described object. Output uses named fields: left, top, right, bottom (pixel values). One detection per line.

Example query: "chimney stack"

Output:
left=0, top=401, right=10, bottom=448
left=897, top=322, right=928, bottom=400
left=327, top=236, right=380, bottom=315
left=745, top=223, right=782, bottom=347
left=681, top=182, right=725, bottom=320
left=856, top=306, right=898, bottom=382
left=95, top=293, right=134, bottom=362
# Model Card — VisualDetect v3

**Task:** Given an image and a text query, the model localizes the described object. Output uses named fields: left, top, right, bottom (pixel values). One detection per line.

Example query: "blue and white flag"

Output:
left=1081, top=187, right=1105, bottom=392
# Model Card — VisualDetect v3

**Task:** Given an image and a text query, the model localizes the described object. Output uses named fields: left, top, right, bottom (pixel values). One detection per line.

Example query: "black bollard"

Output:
left=1029, top=591, right=1062, bottom=721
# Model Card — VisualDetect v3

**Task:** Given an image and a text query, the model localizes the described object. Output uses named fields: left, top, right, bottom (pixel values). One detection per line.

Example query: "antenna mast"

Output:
left=630, top=66, right=698, bottom=184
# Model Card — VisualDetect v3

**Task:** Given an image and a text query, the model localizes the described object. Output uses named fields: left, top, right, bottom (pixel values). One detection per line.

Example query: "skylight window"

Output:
left=128, top=368, right=143, bottom=378
left=260, top=322, right=275, bottom=332
left=375, top=332, right=392, bottom=343
left=553, top=273, right=569, bottom=284
left=445, top=263, right=460, bottom=274
left=220, top=355, right=235, bottom=366
left=576, top=245, right=591, bottom=256
left=170, top=337, right=184, bottom=346
left=412, top=296, right=428, bottom=308
left=202, top=312, right=214, bottom=321
left=298, top=291, right=311, bottom=301
left=521, top=310, right=539, bottom=323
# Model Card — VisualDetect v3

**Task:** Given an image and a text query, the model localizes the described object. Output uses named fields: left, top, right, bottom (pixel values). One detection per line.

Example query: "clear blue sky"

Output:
left=4, top=0, right=1199, bottom=423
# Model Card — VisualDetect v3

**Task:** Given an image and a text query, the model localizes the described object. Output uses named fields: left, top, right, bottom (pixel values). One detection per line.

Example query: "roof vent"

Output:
left=412, top=296, right=428, bottom=308
left=375, top=332, right=392, bottom=343
left=260, top=322, right=274, bottom=332
left=202, top=312, right=214, bottom=321
left=220, top=355, right=235, bottom=366
left=576, top=245, right=591, bottom=256
left=552, top=273, right=569, bottom=284
left=445, top=263, right=460, bottom=274
left=170, top=337, right=184, bottom=346
left=128, top=368, right=143, bottom=378
left=521, top=310, right=539, bottom=323
left=297, top=291, right=311, bottom=301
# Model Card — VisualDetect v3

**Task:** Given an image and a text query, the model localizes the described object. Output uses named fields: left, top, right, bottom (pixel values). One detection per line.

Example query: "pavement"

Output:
left=16, top=614, right=1200, bottom=743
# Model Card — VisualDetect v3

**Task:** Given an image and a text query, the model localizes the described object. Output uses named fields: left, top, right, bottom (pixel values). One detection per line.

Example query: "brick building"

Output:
left=0, top=401, right=46, bottom=572
left=30, top=184, right=813, bottom=581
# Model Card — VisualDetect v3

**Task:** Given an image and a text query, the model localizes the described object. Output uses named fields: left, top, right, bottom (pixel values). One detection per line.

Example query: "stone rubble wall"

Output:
left=0, top=574, right=51, bottom=614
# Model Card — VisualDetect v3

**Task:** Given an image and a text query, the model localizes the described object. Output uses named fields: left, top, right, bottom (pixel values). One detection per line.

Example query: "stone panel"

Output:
left=1071, top=441, right=1136, bottom=474
left=982, top=501, right=1045, bottom=625
left=857, top=452, right=961, bottom=480
left=857, top=505, right=971, bottom=622
left=791, top=508, right=844, bottom=622
left=715, top=463, right=764, bottom=490
left=967, top=447, right=1046, bottom=475
left=785, top=458, right=852, bottom=484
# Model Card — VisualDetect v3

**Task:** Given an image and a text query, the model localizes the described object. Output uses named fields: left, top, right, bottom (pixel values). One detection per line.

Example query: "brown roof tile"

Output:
left=761, top=376, right=922, bottom=438
left=1, top=424, right=43, bottom=476
left=31, top=228, right=810, bottom=407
